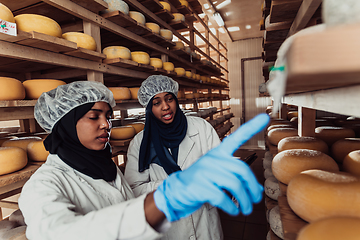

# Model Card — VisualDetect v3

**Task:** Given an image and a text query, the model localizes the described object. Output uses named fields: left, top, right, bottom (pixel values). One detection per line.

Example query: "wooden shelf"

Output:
left=169, top=20, right=188, bottom=31
left=270, top=0, right=303, bottom=24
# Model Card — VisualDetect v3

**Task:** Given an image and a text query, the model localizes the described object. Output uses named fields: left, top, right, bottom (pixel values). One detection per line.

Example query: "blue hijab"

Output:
left=138, top=93, right=187, bottom=175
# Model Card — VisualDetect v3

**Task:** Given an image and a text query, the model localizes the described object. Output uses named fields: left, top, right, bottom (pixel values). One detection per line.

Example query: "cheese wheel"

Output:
left=2, top=136, right=42, bottom=151
left=0, top=3, right=15, bottom=23
left=9, top=209, right=26, bottom=226
left=172, top=13, right=185, bottom=22
left=287, top=169, right=360, bottom=222
left=263, top=154, right=272, bottom=169
left=160, top=29, right=173, bottom=40
left=163, top=62, right=174, bottom=71
left=331, top=138, right=360, bottom=163
left=129, top=11, right=145, bottom=25
left=267, top=128, right=298, bottom=145
left=145, top=22, right=160, bottom=34
left=14, top=14, right=62, bottom=37
left=102, top=46, right=131, bottom=60
left=126, top=122, right=144, bottom=134
left=62, top=32, right=97, bottom=51
left=108, top=87, right=131, bottom=100
left=0, top=219, right=18, bottom=237
left=174, top=67, right=185, bottom=76
left=131, top=51, right=150, bottom=64
left=102, top=0, right=129, bottom=14
left=0, top=137, right=17, bottom=146
left=287, top=111, right=298, bottom=120
left=315, top=126, right=355, bottom=147
left=27, top=139, right=49, bottom=162
left=268, top=205, right=284, bottom=239
left=179, top=0, right=189, bottom=7
left=185, top=71, right=192, bottom=78
left=343, top=150, right=360, bottom=176
left=265, top=176, right=280, bottom=200
left=264, top=167, right=274, bottom=179
left=297, top=216, right=360, bottom=240
left=278, top=136, right=329, bottom=154
left=110, top=126, right=136, bottom=140
left=272, top=149, right=339, bottom=185
left=267, top=124, right=295, bottom=133
left=0, top=77, right=25, bottom=100
left=172, top=41, right=185, bottom=50
left=159, top=1, right=171, bottom=11
left=22, top=79, right=66, bottom=99
left=0, top=147, right=27, bottom=175
left=129, top=87, right=140, bottom=100
left=149, top=58, right=163, bottom=68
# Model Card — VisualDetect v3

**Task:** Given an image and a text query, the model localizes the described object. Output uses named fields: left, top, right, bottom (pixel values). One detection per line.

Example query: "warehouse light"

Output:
left=245, top=25, right=251, bottom=29
left=224, top=12, right=232, bottom=16
left=216, top=0, right=231, bottom=9
left=213, top=12, right=225, bottom=27
left=228, top=26, right=240, bottom=32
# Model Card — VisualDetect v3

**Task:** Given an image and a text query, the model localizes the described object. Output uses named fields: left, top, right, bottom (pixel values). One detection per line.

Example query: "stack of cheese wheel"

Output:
left=129, top=11, right=145, bottom=25
left=149, top=58, right=163, bottom=68
left=102, top=46, right=131, bottom=60
left=145, top=22, right=160, bottom=34
left=0, top=3, right=15, bottom=22
left=163, top=62, right=174, bottom=71
left=272, top=149, right=339, bottom=185
left=297, top=216, right=360, bottom=240
left=108, top=87, right=131, bottom=100
left=131, top=51, right=150, bottom=64
left=287, top=111, right=298, bottom=120
left=126, top=122, right=144, bottom=134
left=331, top=138, right=360, bottom=163
left=174, top=67, right=185, bottom=76
left=266, top=106, right=273, bottom=114
left=110, top=126, right=136, bottom=140
left=0, top=77, right=26, bottom=100
left=14, top=14, right=62, bottom=37
left=265, top=176, right=280, bottom=201
left=289, top=116, right=298, bottom=125
left=129, top=87, right=140, bottom=100
left=343, top=150, right=360, bottom=176
left=268, top=205, right=284, bottom=239
left=263, top=151, right=275, bottom=179
left=278, top=136, right=329, bottom=154
left=172, top=13, right=185, bottom=22
left=0, top=136, right=17, bottom=147
left=2, top=136, right=42, bottom=151
left=0, top=147, right=27, bottom=176
left=267, top=127, right=298, bottom=146
left=172, top=41, right=185, bottom=50
left=315, top=126, right=356, bottom=147
left=22, top=79, right=66, bottom=99
left=200, top=76, right=207, bottom=82
left=160, top=29, right=173, bottom=40
left=62, top=32, right=97, bottom=51
left=102, top=0, right=129, bottom=14
left=287, top=169, right=360, bottom=222
left=159, top=1, right=171, bottom=11
left=27, top=139, right=49, bottom=162
left=266, top=123, right=295, bottom=134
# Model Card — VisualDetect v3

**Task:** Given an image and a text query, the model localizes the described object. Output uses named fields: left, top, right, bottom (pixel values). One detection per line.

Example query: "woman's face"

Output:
left=152, top=92, right=177, bottom=124
left=76, top=102, right=112, bottom=150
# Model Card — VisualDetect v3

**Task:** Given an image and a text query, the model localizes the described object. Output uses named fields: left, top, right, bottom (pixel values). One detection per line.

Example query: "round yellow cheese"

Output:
left=129, top=87, right=140, bottom=100
left=2, top=136, right=42, bottom=151
left=172, top=41, right=185, bottom=50
left=0, top=136, right=17, bottom=146
left=145, top=22, right=160, bottom=34
left=102, top=46, right=131, bottom=60
left=172, top=13, right=185, bottom=22
left=102, top=0, right=129, bottom=14
left=287, top=169, right=360, bottom=222
left=149, top=58, right=163, bottom=68
left=108, top=87, right=131, bottom=100
left=200, top=76, right=207, bottom=82
left=159, top=1, right=171, bottom=11
left=287, top=111, right=298, bottom=120
left=62, top=32, right=97, bottom=51
left=343, top=150, right=360, bottom=176
left=174, top=67, right=185, bottom=76
left=195, top=74, right=201, bottom=80
left=267, top=127, right=298, bottom=145
left=272, top=149, right=339, bottom=185
left=14, top=14, right=62, bottom=37
left=160, top=29, right=173, bottom=40
left=27, top=139, right=49, bottom=162
left=0, top=77, right=25, bottom=100
left=278, top=136, right=329, bottom=154
left=126, top=122, right=144, bottom=134
left=22, top=79, right=66, bottom=99
left=331, top=138, right=360, bottom=163
left=129, top=11, right=145, bottom=25
left=179, top=0, right=189, bottom=7
left=0, top=147, right=28, bottom=176
left=110, top=126, right=136, bottom=140
left=0, top=3, right=15, bottom=23
left=267, top=124, right=296, bottom=133
left=315, top=126, right=355, bottom=147
left=131, top=51, right=150, bottom=64
left=185, top=71, right=192, bottom=78
left=163, top=62, right=174, bottom=71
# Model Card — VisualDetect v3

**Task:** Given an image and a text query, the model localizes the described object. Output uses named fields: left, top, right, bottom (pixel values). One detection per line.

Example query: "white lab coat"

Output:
left=18, top=154, right=163, bottom=240
left=125, top=116, right=223, bottom=240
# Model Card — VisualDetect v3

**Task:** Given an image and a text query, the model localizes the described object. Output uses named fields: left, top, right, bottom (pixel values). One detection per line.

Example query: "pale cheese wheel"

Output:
left=129, top=11, right=145, bottom=25
left=185, top=71, right=192, bottom=78
left=126, top=122, right=144, bottom=134
left=108, top=87, right=131, bottom=100
left=263, top=155, right=272, bottom=169
left=172, top=13, right=185, bottom=22
left=149, top=58, right=163, bottom=68
left=267, top=128, right=298, bottom=146
left=179, top=0, right=189, bottom=7
left=287, top=169, right=360, bottom=222
left=315, top=126, right=355, bottom=147
left=131, top=51, right=150, bottom=64
left=267, top=124, right=295, bottom=133
left=264, top=167, right=274, bottom=179
left=62, top=32, right=97, bottom=51
left=2, top=136, right=42, bottom=151
left=159, top=1, right=171, bottom=11
left=129, top=87, right=140, bottom=100
left=22, top=79, right=66, bottom=99
left=264, top=176, right=280, bottom=200
left=160, top=29, right=173, bottom=40
left=163, top=62, right=174, bottom=71
left=145, top=22, right=160, bottom=34
left=0, top=3, right=15, bottom=23
left=272, top=149, right=339, bottom=185
left=110, top=126, right=136, bottom=140
left=14, top=14, right=62, bottom=37
left=172, top=41, right=185, bottom=50
left=0, top=77, right=25, bottom=100
left=331, top=138, right=360, bottom=163
left=268, top=205, right=284, bottom=239
left=297, top=216, right=360, bottom=240
left=174, top=67, right=185, bottom=76
left=27, top=139, right=49, bottom=162
left=278, top=136, right=329, bottom=154
left=0, top=147, right=27, bottom=176
left=343, top=150, right=360, bottom=176
left=0, top=137, right=17, bottom=147
left=102, top=0, right=129, bottom=14
left=102, top=46, right=131, bottom=60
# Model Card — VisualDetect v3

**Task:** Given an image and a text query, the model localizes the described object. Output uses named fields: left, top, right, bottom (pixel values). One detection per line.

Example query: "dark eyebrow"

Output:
left=89, top=109, right=112, bottom=114
left=153, top=93, right=172, bottom=100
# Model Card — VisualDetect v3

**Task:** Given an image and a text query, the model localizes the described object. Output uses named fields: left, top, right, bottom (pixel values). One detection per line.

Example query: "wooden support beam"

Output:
left=298, top=107, right=315, bottom=137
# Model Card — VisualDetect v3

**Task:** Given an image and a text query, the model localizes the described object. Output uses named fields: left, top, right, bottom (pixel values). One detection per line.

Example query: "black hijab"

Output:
left=44, top=102, right=117, bottom=182
left=139, top=93, right=187, bottom=175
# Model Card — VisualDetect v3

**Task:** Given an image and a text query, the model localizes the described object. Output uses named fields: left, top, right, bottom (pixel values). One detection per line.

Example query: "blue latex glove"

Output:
left=154, top=113, right=270, bottom=222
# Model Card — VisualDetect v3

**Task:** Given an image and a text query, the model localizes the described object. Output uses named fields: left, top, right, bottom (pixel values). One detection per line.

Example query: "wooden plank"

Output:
left=298, top=107, right=315, bottom=137
left=137, top=0, right=163, bottom=12
left=0, top=100, right=37, bottom=108
left=0, top=31, right=32, bottom=43
left=0, top=107, right=34, bottom=121
left=103, top=58, right=139, bottom=68
left=71, top=0, right=108, bottom=13
left=270, top=0, right=303, bottom=24
left=155, top=9, right=175, bottom=22
left=169, top=20, right=188, bottom=31
left=64, top=47, right=107, bottom=61
left=109, top=138, right=132, bottom=147
left=0, top=0, right=41, bottom=11
left=0, top=163, right=41, bottom=188
left=177, top=5, right=192, bottom=15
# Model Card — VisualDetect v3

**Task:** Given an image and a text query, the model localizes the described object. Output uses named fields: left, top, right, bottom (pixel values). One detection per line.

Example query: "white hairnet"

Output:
left=138, top=75, right=178, bottom=107
left=34, top=81, right=116, bottom=133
